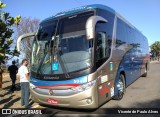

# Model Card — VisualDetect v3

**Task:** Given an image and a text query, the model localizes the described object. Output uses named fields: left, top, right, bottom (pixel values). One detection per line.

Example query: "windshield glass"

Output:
left=31, top=11, right=94, bottom=75
left=40, top=33, right=92, bottom=74
left=31, top=21, right=57, bottom=73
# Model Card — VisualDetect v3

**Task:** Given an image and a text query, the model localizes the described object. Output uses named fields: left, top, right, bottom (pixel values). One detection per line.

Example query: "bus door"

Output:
left=95, top=23, right=112, bottom=105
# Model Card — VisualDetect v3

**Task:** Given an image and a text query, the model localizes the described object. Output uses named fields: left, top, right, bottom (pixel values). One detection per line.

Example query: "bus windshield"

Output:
left=31, top=11, right=94, bottom=75
left=31, top=20, right=57, bottom=73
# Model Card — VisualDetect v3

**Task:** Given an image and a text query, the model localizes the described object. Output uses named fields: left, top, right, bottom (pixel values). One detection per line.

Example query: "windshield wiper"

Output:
left=37, top=42, right=49, bottom=75
left=51, top=36, right=70, bottom=78
left=57, top=50, right=70, bottom=78
left=51, top=20, right=70, bottom=78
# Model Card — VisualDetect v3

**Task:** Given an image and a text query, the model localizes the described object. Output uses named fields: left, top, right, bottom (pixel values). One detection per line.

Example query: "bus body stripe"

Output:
left=36, top=84, right=80, bottom=89
left=30, top=75, right=88, bottom=86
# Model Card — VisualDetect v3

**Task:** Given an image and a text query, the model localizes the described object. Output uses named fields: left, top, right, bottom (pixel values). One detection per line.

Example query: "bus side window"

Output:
left=96, top=32, right=109, bottom=60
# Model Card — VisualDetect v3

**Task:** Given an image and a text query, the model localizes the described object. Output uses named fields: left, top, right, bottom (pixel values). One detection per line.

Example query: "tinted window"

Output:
left=37, top=21, right=57, bottom=41
left=60, top=35, right=89, bottom=53
left=96, top=32, right=109, bottom=60
left=59, top=11, right=94, bottom=34
left=116, top=18, right=127, bottom=47
left=97, top=9, right=114, bottom=37
left=116, top=18, right=149, bottom=55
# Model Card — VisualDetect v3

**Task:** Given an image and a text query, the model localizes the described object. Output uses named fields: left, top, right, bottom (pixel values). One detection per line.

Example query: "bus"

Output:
left=16, top=4, right=150, bottom=109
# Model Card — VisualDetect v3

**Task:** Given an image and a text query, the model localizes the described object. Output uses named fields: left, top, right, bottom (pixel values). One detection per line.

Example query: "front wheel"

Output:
left=113, top=74, right=126, bottom=100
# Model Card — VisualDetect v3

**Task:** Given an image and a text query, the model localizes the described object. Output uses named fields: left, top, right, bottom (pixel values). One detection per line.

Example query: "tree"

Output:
left=150, top=41, right=160, bottom=57
left=14, top=17, right=40, bottom=62
left=0, top=1, right=21, bottom=88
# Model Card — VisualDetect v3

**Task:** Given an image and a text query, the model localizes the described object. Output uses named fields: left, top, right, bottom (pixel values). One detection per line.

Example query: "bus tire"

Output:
left=113, top=74, right=125, bottom=100
left=141, top=64, right=147, bottom=77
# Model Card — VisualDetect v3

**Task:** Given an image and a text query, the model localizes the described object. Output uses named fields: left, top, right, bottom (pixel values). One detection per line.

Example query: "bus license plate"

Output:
left=47, top=98, right=58, bottom=104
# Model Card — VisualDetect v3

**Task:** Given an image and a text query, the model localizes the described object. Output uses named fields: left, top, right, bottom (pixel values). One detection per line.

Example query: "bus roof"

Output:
left=40, top=4, right=147, bottom=39
left=41, top=4, right=115, bottom=22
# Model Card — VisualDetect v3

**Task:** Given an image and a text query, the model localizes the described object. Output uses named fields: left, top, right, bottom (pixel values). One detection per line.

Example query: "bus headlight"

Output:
left=71, top=79, right=96, bottom=92
left=30, top=83, right=36, bottom=89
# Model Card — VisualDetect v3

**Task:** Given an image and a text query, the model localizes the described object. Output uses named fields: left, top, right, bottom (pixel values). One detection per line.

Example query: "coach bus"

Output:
left=16, top=4, right=150, bottom=108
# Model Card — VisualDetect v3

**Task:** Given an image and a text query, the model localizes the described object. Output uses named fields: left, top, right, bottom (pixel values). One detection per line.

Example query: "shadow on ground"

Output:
left=1, top=95, right=159, bottom=117
left=0, top=90, right=14, bottom=97
left=2, top=80, right=10, bottom=84
left=0, top=82, right=21, bottom=109
left=93, top=99, right=160, bottom=117
left=31, top=98, right=160, bottom=117
left=5, top=99, right=159, bottom=117
left=3, top=97, right=20, bottom=108
left=0, top=95, right=14, bottom=105
left=3, top=83, right=21, bottom=91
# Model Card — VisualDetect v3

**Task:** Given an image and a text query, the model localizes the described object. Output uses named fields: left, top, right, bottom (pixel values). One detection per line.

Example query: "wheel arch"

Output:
left=113, top=70, right=126, bottom=100
left=114, top=68, right=126, bottom=96
left=119, top=71, right=126, bottom=87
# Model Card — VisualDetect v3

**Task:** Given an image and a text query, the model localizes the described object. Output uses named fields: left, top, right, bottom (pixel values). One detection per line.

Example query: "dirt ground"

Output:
left=0, top=73, right=38, bottom=108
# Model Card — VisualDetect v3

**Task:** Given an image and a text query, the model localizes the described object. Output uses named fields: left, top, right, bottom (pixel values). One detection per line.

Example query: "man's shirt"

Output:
left=8, top=65, right=18, bottom=75
left=18, top=65, right=29, bottom=83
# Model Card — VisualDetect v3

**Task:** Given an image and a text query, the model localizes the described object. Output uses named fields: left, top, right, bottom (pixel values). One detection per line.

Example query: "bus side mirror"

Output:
left=16, top=32, right=36, bottom=52
left=86, top=16, right=107, bottom=40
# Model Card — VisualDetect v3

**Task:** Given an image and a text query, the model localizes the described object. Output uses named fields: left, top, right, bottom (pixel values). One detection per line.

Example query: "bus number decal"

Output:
left=74, top=79, right=86, bottom=84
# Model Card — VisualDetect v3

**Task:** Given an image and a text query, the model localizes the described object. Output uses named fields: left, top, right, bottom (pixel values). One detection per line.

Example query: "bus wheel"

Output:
left=141, top=64, right=147, bottom=77
left=113, top=74, right=125, bottom=100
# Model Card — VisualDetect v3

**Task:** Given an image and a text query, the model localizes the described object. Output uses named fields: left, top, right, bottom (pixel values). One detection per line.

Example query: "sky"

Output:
left=2, top=0, right=160, bottom=46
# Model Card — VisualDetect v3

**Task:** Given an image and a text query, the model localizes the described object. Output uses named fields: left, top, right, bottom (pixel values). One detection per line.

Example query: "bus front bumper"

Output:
left=30, top=85, right=98, bottom=109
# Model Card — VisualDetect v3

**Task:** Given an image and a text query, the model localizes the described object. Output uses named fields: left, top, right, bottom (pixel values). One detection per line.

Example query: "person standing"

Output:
left=8, top=61, right=18, bottom=91
left=17, top=59, right=30, bottom=108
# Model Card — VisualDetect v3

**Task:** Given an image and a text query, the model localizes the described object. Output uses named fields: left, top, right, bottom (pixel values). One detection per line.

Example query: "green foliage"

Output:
left=0, top=1, right=6, bottom=8
left=150, top=41, right=160, bottom=56
left=0, top=1, right=21, bottom=64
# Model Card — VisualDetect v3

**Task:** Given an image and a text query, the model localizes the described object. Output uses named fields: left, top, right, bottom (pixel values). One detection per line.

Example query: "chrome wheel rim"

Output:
left=117, top=79, right=124, bottom=93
